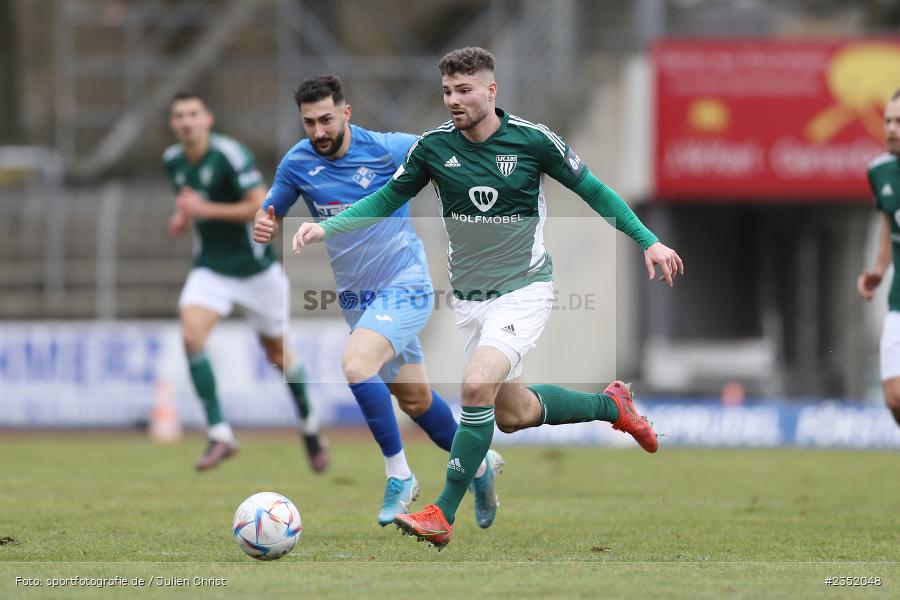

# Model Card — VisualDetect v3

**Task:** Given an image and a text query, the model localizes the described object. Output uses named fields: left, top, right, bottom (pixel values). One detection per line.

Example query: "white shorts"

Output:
left=880, top=311, right=900, bottom=381
left=452, top=281, right=554, bottom=381
left=178, top=264, right=288, bottom=338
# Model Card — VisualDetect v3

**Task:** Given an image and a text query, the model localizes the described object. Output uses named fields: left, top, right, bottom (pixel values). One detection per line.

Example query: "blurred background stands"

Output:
left=2, top=0, right=900, bottom=401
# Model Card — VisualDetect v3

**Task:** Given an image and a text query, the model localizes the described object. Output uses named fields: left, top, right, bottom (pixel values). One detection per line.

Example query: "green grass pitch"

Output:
left=1, top=431, right=897, bottom=598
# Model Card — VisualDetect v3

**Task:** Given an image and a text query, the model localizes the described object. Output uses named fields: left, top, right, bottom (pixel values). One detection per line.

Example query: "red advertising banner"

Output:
left=653, top=39, right=900, bottom=201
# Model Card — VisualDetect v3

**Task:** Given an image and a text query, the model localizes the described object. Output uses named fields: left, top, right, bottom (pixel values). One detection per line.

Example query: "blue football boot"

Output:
left=378, top=475, right=420, bottom=527
left=470, top=449, right=505, bottom=528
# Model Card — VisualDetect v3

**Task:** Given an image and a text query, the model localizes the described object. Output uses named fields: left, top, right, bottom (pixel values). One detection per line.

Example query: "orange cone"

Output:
left=149, top=380, right=182, bottom=443
left=721, top=380, right=745, bottom=406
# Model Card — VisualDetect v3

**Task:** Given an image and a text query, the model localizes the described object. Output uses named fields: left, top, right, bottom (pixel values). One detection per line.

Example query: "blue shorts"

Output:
left=341, top=285, right=434, bottom=383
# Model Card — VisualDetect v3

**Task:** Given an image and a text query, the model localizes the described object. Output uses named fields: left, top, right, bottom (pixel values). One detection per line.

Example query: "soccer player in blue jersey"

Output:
left=253, top=75, right=503, bottom=527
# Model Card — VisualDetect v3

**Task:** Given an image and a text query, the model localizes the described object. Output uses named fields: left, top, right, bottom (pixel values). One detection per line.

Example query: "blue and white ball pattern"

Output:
left=232, top=492, right=302, bottom=560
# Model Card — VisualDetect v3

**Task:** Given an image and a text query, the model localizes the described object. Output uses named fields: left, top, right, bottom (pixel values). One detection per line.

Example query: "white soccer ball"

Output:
left=232, top=492, right=302, bottom=560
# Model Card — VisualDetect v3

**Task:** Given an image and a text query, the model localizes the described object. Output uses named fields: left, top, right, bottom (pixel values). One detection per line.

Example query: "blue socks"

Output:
left=350, top=377, right=459, bottom=455
left=349, top=375, right=403, bottom=457
left=411, top=390, right=458, bottom=451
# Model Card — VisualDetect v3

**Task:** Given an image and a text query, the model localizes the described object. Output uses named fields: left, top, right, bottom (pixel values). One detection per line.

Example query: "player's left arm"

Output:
left=571, top=173, right=683, bottom=287
left=540, top=135, right=683, bottom=286
left=857, top=170, right=892, bottom=300
left=858, top=215, right=892, bottom=300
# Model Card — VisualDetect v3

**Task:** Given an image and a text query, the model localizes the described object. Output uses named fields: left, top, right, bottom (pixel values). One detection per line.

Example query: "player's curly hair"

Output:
left=294, top=75, right=345, bottom=107
left=893, top=88, right=900, bottom=101
left=438, top=47, right=495, bottom=77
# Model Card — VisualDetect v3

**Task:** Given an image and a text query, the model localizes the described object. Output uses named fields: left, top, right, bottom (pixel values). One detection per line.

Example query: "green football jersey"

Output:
left=869, top=152, right=900, bottom=311
left=163, top=133, right=274, bottom=277
left=387, top=109, right=588, bottom=299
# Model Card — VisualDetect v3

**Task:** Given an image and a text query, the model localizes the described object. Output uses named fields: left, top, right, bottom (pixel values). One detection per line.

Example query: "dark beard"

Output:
left=313, top=129, right=345, bottom=157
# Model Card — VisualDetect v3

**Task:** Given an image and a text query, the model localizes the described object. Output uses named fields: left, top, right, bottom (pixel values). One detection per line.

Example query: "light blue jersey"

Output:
left=263, top=124, right=433, bottom=382
left=264, top=124, right=430, bottom=295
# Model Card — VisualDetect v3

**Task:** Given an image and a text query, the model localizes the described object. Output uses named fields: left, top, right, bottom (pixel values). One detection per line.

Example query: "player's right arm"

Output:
left=536, top=131, right=683, bottom=287
left=292, top=136, right=430, bottom=254
left=163, top=151, right=189, bottom=237
left=253, top=206, right=279, bottom=243
left=292, top=184, right=411, bottom=253
left=858, top=213, right=892, bottom=300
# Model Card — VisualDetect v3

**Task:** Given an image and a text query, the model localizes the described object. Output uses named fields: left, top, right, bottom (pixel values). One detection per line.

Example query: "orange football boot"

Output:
left=605, top=381, right=658, bottom=453
left=394, top=503, right=453, bottom=550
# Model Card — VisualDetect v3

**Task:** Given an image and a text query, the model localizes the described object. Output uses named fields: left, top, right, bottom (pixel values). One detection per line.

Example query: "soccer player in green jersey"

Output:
left=857, top=88, right=900, bottom=429
left=164, top=92, right=327, bottom=472
left=292, top=47, right=684, bottom=549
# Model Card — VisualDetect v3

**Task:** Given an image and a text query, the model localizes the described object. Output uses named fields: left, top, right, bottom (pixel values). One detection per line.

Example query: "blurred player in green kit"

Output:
left=857, top=88, right=900, bottom=429
left=164, top=92, right=327, bottom=472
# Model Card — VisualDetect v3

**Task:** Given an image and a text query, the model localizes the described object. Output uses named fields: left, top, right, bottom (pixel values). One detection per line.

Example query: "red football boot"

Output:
left=605, top=381, right=658, bottom=453
left=394, top=504, right=453, bottom=550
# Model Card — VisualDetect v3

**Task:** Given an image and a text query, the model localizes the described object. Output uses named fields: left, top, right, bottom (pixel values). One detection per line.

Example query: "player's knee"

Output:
left=886, top=391, right=900, bottom=410
left=460, top=381, right=493, bottom=407
left=182, top=329, right=205, bottom=355
left=495, top=418, right=519, bottom=434
left=883, top=380, right=900, bottom=409
left=342, top=352, right=378, bottom=384
left=264, top=345, right=285, bottom=371
left=395, top=385, right=431, bottom=417
left=494, top=409, right=524, bottom=433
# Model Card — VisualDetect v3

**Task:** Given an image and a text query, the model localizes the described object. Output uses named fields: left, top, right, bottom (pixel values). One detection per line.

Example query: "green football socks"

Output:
left=528, top=384, right=620, bottom=425
left=286, top=365, right=311, bottom=420
left=435, top=405, right=495, bottom=524
left=187, top=350, right=222, bottom=426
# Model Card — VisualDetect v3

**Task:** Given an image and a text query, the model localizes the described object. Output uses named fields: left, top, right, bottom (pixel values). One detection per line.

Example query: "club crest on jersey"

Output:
left=496, top=154, right=518, bottom=177
left=353, top=166, right=376, bottom=189
left=468, top=186, right=499, bottom=212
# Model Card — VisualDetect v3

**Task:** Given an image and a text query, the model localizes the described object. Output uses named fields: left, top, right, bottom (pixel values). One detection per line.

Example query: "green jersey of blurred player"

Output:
left=857, top=88, right=900, bottom=429
left=164, top=92, right=327, bottom=472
